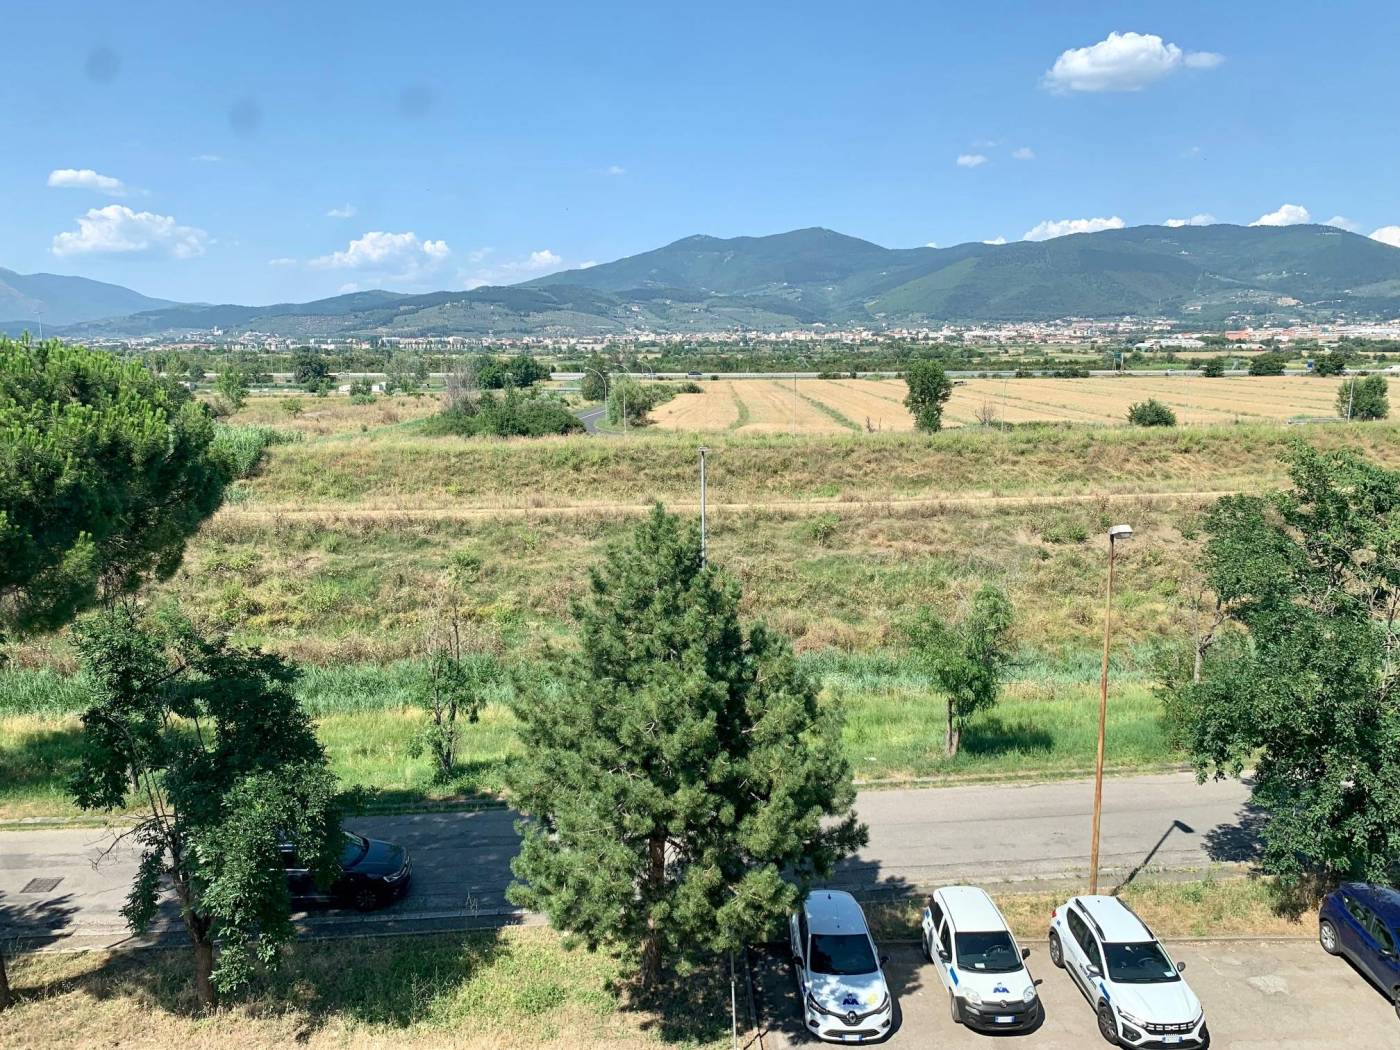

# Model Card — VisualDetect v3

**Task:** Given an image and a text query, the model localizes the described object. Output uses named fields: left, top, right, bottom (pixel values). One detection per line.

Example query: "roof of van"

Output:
left=936, top=886, right=1006, bottom=933
left=804, top=890, right=868, bottom=935
left=1074, top=895, right=1152, bottom=943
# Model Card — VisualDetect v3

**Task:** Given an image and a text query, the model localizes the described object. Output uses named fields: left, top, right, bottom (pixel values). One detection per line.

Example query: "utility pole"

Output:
left=792, top=372, right=798, bottom=436
left=1089, top=524, right=1133, bottom=894
left=1347, top=377, right=1356, bottom=421
left=698, top=446, right=709, bottom=565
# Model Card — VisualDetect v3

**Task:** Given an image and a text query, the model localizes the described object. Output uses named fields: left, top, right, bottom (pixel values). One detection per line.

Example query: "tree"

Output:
left=506, top=506, right=865, bottom=990
left=579, top=354, right=610, bottom=401
left=412, top=600, right=497, bottom=783
left=215, top=368, right=251, bottom=410
left=1248, top=353, right=1288, bottom=376
left=292, top=351, right=331, bottom=391
left=606, top=375, right=650, bottom=426
left=69, top=607, right=342, bottom=1009
left=1200, top=358, right=1226, bottom=378
left=1339, top=374, right=1389, bottom=421
left=904, top=585, right=1015, bottom=758
left=1164, top=446, right=1400, bottom=893
left=904, top=360, right=953, bottom=432
left=1127, top=399, right=1177, bottom=427
left=1312, top=352, right=1350, bottom=377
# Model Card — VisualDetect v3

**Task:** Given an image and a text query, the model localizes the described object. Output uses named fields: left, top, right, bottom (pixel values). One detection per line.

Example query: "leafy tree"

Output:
left=1200, top=357, right=1226, bottom=378
left=1312, top=352, right=1350, bottom=377
left=187, top=362, right=206, bottom=383
left=506, top=506, right=865, bottom=990
left=1339, top=374, right=1389, bottom=420
left=292, top=351, right=331, bottom=390
left=1127, top=398, right=1177, bottom=427
left=411, top=602, right=497, bottom=783
left=507, top=354, right=550, bottom=388
left=904, top=360, right=953, bottom=432
left=0, top=338, right=230, bottom=643
left=1248, top=352, right=1288, bottom=376
left=606, top=375, right=649, bottom=426
left=215, top=367, right=251, bottom=410
left=579, top=353, right=610, bottom=401
left=1165, top=446, right=1400, bottom=893
left=904, top=585, right=1015, bottom=758
left=281, top=397, right=304, bottom=418
left=69, top=607, right=342, bottom=1009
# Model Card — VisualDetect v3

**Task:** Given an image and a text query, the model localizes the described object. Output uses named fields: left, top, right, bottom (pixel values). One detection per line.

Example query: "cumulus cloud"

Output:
left=1324, top=215, right=1360, bottom=232
left=924, top=241, right=939, bottom=248
left=983, top=236, right=1008, bottom=245
left=1250, top=203, right=1310, bottom=227
left=52, top=205, right=207, bottom=258
left=1023, top=216, right=1125, bottom=241
left=956, top=153, right=988, bottom=168
left=47, top=168, right=127, bottom=196
left=306, top=230, right=451, bottom=289
left=461, top=248, right=573, bottom=289
left=1011, top=147, right=1035, bottom=161
left=1043, top=31, right=1223, bottom=92
left=326, top=203, right=358, bottom=219
left=1165, top=213, right=1216, bottom=227
left=1372, top=227, right=1400, bottom=249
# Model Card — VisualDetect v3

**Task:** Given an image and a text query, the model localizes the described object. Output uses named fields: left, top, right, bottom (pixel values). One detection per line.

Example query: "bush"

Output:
left=1127, top=399, right=1177, bottom=427
left=211, top=424, right=302, bottom=479
left=1311, top=353, right=1350, bottom=377
left=422, top=391, right=583, bottom=438
left=1338, top=375, right=1389, bottom=421
left=1200, top=358, right=1226, bottom=378
left=677, top=381, right=703, bottom=394
left=1248, top=353, right=1288, bottom=376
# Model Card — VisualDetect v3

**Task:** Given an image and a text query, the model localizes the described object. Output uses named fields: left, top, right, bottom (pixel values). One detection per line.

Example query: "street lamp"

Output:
left=1088, top=523, right=1133, bottom=894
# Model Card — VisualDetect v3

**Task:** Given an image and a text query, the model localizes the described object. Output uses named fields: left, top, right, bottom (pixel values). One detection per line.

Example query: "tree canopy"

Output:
left=506, top=506, right=865, bottom=989
left=1127, top=398, right=1177, bottom=427
left=903, top=360, right=953, bottom=432
left=0, top=337, right=231, bottom=642
left=1339, top=374, right=1389, bottom=421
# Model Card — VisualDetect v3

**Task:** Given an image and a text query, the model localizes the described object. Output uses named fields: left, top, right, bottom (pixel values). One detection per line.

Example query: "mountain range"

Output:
left=15, top=223, right=1400, bottom=340
left=0, top=268, right=178, bottom=331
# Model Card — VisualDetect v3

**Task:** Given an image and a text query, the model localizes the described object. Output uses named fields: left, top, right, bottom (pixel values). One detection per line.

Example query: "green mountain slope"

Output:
left=0, top=268, right=179, bottom=329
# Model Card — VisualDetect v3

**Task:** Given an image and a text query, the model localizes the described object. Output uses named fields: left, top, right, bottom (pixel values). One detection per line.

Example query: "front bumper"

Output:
left=382, top=861, right=412, bottom=900
left=805, top=1000, right=893, bottom=1043
left=957, top=995, right=1042, bottom=1031
left=1117, top=1016, right=1209, bottom=1049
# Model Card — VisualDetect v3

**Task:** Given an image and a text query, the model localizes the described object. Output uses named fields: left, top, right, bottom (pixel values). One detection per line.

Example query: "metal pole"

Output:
left=1348, top=378, right=1356, bottom=421
left=1089, top=535, right=1116, bottom=894
left=730, top=950, right=738, bottom=1050
left=699, top=446, right=709, bottom=565
left=792, top=372, right=798, bottom=436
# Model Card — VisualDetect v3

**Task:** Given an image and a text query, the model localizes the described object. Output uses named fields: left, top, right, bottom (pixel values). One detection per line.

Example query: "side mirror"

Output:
left=879, top=954, right=890, bottom=967
left=1175, top=960, right=1187, bottom=973
left=1022, top=947, right=1032, bottom=960
left=937, top=950, right=951, bottom=963
left=793, top=953, right=803, bottom=967
left=1086, top=965, right=1101, bottom=979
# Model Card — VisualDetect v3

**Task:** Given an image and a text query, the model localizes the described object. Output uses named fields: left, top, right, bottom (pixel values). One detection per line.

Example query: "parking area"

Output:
left=754, top=938, right=1400, bottom=1049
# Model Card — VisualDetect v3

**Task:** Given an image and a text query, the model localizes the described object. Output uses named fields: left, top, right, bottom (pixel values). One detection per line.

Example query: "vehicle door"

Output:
left=932, top=911, right=956, bottom=993
left=1067, top=909, right=1105, bottom=997
left=923, top=898, right=947, bottom=980
left=791, top=908, right=811, bottom=993
left=1361, top=910, right=1400, bottom=991
left=1339, top=893, right=1375, bottom=962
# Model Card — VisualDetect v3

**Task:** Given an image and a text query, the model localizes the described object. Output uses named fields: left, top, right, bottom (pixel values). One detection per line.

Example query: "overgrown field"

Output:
left=650, top=375, right=1352, bottom=433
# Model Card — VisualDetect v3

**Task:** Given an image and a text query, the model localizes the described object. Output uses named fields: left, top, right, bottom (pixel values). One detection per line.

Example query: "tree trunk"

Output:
left=0, top=949, right=13, bottom=1011
left=639, top=831, right=666, bottom=991
left=945, top=701, right=961, bottom=759
left=192, top=932, right=218, bottom=1011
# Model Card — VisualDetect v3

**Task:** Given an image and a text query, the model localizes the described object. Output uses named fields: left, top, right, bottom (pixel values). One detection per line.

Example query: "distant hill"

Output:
left=36, top=223, right=1400, bottom=339
left=0, top=268, right=179, bottom=331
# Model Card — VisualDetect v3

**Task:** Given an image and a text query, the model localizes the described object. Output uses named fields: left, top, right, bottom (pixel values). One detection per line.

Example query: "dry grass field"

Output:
left=650, top=375, right=1352, bottom=433
left=222, top=392, right=441, bottom=436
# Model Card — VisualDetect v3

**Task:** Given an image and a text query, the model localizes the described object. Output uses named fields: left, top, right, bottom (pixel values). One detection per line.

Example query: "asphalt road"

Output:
left=755, top=939, right=1400, bottom=1049
left=574, top=404, right=606, bottom=433
left=0, top=771, right=1254, bottom=952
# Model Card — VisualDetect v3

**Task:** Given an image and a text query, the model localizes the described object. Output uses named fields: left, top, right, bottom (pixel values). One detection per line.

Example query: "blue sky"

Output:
left=4, top=0, right=1399, bottom=305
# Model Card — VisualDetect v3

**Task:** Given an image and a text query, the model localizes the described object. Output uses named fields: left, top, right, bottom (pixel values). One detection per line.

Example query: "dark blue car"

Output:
left=1320, top=882, right=1400, bottom=1018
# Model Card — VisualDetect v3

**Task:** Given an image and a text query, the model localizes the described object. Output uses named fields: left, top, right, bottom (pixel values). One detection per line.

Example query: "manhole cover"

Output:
left=21, top=877, right=62, bottom=894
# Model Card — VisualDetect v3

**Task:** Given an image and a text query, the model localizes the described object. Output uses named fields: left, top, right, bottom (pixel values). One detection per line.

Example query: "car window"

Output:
left=1104, top=941, right=1181, bottom=984
left=809, top=933, right=878, bottom=976
left=798, top=910, right=809, bottom=955
left=929, top=899, right=945, bottom=929
left=955, top=931, right=1021, bottom=973
left=1067, top=909, right=1089, bottom=951
left=1344, top=895, right=1373, bottom=927
left=1368, top=915, right=1396, bottom=954
left=340, top=832, right=369, bottom=867
left=939, top=920, right=953, bottom=958
left=279, top=845, right=300, bottom=869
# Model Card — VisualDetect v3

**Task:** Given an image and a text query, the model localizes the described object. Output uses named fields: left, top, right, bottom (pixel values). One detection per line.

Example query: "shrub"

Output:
left=281, top=398, right=304, bottom=417
left=1200, top=358, right=1226, bottom=378
left=1248, top=353, right=1288, bottom=376
left=677, top=381, right=703, bottom=394
left=211, top=424, right=302, bottom=479
left=423, top=391, right=583, bottom=438
left=1338, top=375, right=1389, bottom=421
left=1127, top=399, right=1177, bottom=427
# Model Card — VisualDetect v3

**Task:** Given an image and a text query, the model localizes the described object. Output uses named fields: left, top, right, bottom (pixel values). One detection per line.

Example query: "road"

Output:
left=0, top=771, right=1254, bottom=952
left=573, top=404, right=607, bottom=434
left=755, top=939, right=1400, bottom=1049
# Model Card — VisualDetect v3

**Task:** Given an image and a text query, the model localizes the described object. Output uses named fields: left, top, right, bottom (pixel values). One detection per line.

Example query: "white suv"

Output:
left=922, top=885, right=1041, bottom=1031
left=790, top=890, right=893, bottom=1043
left=1048, top=895, right=1209, bottom=1048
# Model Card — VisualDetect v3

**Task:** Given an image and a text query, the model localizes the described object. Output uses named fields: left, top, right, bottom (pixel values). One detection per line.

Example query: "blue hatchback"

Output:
left=1320, top=882, right=1400, bottom=1018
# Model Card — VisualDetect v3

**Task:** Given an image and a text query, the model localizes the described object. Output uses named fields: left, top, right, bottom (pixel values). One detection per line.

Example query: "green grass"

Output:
left=797, top=389, right=861, bottom=431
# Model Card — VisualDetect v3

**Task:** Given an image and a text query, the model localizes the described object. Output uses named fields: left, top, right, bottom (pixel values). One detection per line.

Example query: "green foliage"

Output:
left=579, top=354, right=610, bottom=402
left=1248, top=353, right=1288, bottom=376
left=605, top=377, right=675, bottom=426
left=903, top=360, right=953, bottom=432
left=409, top=610, right=500, bottom=783
left=506, top=506, right=865, bottom=987
left=69, top=606, right=341, bottom=1005
left=904, top=585, right=1015, bottom=757
left=0, top=337, right=231, bottom=641
left=1165, top=446, right=1400, bottom=890
left=1127, top=398, right=1178, bottom=427
left=422, top=390, right=583, bottom=438
left=293, top=352, right=332, bottom=391
left=1311, top=352, right=1350, bottom=377
left=281, top=397, right=304, bottom=417
left=473, top=354, right=550, bottom=390
left=1200, top=358, right=1226, bottom=378
left=677, top=381, right=703, bottom=394
left=1339, top=374, right=1389, bottom=420
left=385, top=354, right=428, bottom=394
left=211, top=424, right=300, bottom=479
left=214, top=368, right=251, bottom=410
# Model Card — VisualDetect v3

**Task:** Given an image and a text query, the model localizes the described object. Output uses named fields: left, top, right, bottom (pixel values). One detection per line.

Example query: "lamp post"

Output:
left=1088, top=523, right=1133, bottom=894
left=698, top=446, right=709, bottom=566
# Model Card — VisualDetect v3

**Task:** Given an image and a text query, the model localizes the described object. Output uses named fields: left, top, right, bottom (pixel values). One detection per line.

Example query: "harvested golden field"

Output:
left=223, top=392, right=441, bottom=436
left=651, top=375, right=1353, bottom=433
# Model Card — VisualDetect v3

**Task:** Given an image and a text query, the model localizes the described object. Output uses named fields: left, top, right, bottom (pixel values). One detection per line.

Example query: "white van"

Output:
left=922, top=885, right=1041, bottom=1030
left=790, top=890, right=893, bottom=1043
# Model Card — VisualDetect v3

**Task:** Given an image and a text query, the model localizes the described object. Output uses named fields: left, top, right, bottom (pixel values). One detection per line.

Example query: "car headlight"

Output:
left=962, top=988, right=982, bottom=1006
left=806, top=993, right=834, bottom=1017
left=1118, top=1010, right=1145, bottom=1027
left=1022, top=985, right=1037, bottom=1004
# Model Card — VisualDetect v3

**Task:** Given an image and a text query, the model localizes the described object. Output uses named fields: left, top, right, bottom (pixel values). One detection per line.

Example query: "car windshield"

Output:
left=809, top=933, right=878, bottom=976
left=1104, top=941, right=1180, bottom=984
left=340, top=832, right=369, bottom=867
left=955, top=931, right=1021, bottom=973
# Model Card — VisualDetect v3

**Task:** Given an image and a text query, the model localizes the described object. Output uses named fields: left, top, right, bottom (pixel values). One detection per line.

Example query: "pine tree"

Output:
left=506, top=506, right=865, bottom=990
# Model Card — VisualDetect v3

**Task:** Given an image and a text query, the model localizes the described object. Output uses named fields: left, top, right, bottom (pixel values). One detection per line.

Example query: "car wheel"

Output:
left=1048, top=931, right=1065, bottom=969
left=1097, top=1001, right=1121, bottom=1046
left=1393, top=994, right=1400, bottom=1023
left=1319, top=919, right=1340, bottom=955
left=949, top=991, right=962, bottom=1024
left=352, top=884, right=380, bottom=912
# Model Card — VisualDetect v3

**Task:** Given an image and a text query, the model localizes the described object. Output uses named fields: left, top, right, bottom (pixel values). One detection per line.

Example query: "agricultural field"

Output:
left=649, top=375, right=1353, bottom=433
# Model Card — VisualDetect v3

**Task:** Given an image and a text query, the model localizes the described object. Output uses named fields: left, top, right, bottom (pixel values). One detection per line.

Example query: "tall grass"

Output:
left=212, top=423, right=302, bottom=479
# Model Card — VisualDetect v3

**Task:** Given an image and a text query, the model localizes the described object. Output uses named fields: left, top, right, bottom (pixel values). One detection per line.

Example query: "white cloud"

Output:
left=1371, top=227, right=1400, bottom=249
left=983, top=236, right=1007, bottom=245
left=1011, top=147, right=1035, bottom=161
left=47, top=168, right=127, bottom=196
left=1324, top=215, right=1360, bottom=232
left=578, top=260, right=599, bottom=269
left=606, top=164, right=627, bottom=176
left=326, top=203, right=358, bottom=219
left=306, top=230, right=451, bottom=288
left=1165, top=213, right=1216, bottom=227
left=191, top=153, right=222, bottom=163
left=1023, top=215, right=1125, bottom=241
left=1250, top=203, right=1310, bottom=227
left=461, top=248, right=573, bottom=289
left=52, top=205, right=208, bottom=258
left=956, top=153, right=988, bottom=168
left=924, top=241, right=939, bottom=248
left=1043, top=31, right=1223, bottom=92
